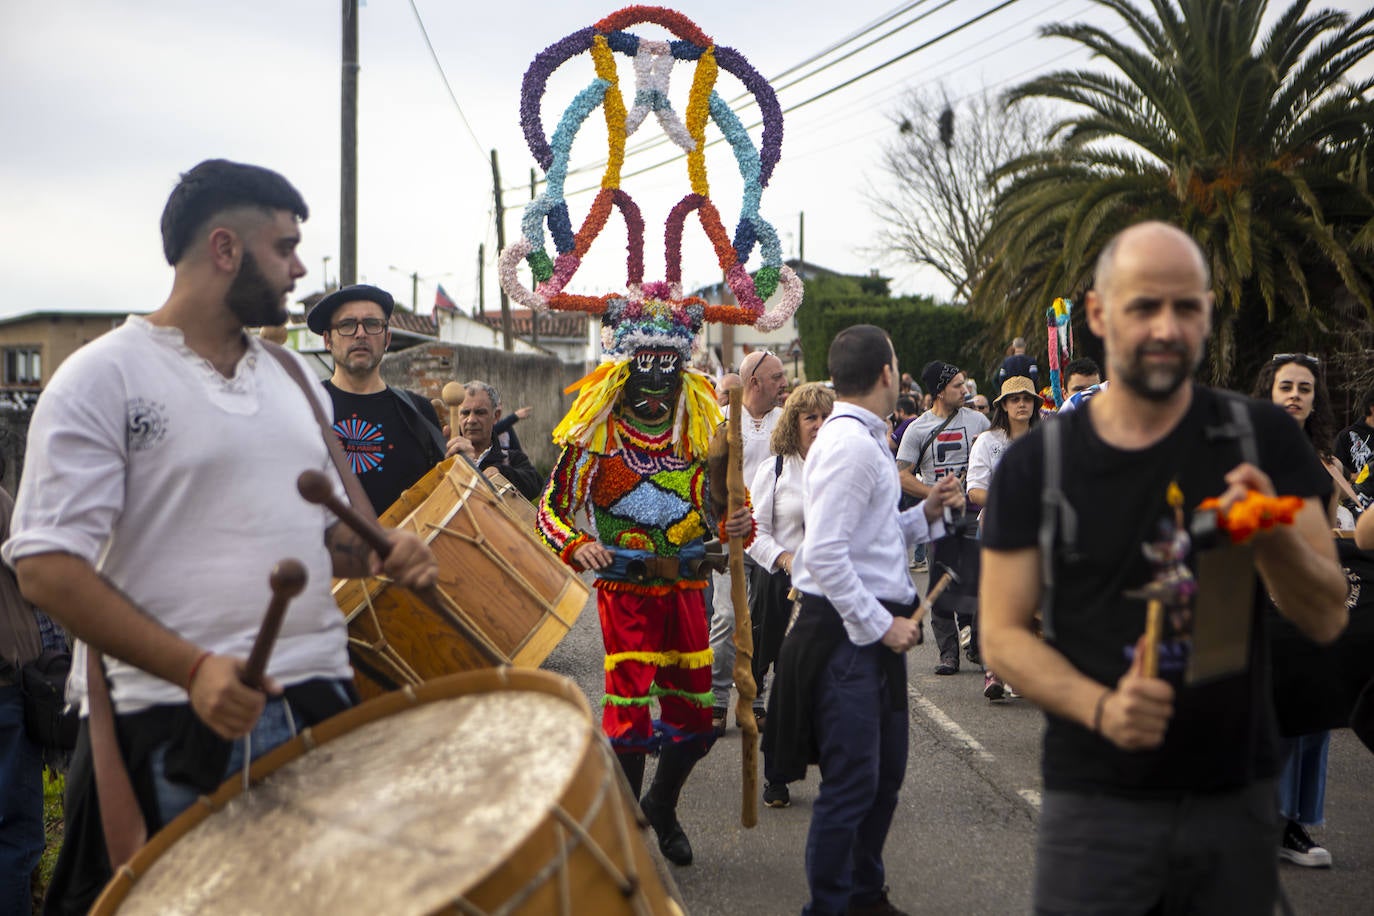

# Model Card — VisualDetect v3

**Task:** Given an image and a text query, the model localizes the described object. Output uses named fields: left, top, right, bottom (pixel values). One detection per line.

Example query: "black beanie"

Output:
left=921, top=360, right=959, bottom=397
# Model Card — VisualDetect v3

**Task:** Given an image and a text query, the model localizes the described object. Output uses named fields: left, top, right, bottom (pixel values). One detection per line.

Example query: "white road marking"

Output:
left=908, top=685, right=1043, bottom=814
left=909, top=688, right=994, bottom=762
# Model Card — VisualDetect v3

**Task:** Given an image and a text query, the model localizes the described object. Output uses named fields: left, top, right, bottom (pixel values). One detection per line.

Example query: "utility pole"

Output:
left=491, top=149, right=513, bottom=351
left=529, top=167, right=539, bottom=347
left=340, top=0, right=359, bottom=286
left=798, top=211, right=805, bottom=280
left=477, top=244, right=485, bottom=316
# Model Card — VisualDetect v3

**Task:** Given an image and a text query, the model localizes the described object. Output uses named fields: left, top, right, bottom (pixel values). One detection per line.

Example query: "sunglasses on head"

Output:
left=742, top=349, right=775, bottom=382
left=1271, top=353, right=1319, bottom=368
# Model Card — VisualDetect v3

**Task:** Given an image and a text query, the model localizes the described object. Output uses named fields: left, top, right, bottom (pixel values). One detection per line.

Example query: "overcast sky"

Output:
left=2, top=0, right=1369, bottom=320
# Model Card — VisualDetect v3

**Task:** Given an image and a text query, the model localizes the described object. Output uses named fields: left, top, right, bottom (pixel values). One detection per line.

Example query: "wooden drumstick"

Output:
left=441, top=381, right=466, bottom=437
left=296, top=470, right=510, bottom=667
left=430, top=398, right=447, bottom=425
left=241, top=559, right=308, bottom=690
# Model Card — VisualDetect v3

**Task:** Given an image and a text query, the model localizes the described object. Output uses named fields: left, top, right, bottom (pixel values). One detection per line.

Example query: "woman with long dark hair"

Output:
left=1252, top=353, right=1338, bottom=869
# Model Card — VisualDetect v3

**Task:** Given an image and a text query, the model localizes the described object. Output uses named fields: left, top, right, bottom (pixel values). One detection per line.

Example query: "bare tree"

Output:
left=868, top=88, right=1052, bottom=304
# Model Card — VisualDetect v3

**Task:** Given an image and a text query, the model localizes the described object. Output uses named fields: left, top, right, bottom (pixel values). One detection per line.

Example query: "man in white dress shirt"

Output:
left=772, top=325, right=962, bottom=916
left=708, top=348, right=788, bottom=729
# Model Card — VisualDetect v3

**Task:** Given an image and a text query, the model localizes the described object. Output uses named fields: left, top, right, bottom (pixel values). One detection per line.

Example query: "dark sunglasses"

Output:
left=1271, top=353, right=1319, bottom=368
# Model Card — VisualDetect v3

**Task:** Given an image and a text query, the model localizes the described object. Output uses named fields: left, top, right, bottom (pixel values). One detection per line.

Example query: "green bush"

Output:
left=797, top=278, right=988, bottom=390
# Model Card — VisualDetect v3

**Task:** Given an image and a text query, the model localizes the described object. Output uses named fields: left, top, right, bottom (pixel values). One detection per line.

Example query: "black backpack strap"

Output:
left=1205, top=389, right=1259, bottom=467
left=1038, top=417, right=1077, bottom=641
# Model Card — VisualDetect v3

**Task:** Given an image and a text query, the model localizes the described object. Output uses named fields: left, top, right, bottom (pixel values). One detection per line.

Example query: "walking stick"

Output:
left=727, top=387, right=759, bottom=828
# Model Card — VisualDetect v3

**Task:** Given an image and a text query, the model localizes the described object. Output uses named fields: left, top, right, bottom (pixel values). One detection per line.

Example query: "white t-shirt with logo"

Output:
left=3, top=317, right=351, bottom=713
left=896, top=407, right=990, bottom=484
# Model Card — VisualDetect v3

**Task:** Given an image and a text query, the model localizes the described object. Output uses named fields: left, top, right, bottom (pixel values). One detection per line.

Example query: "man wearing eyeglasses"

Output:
left=309, top=285, right=448, bottom=513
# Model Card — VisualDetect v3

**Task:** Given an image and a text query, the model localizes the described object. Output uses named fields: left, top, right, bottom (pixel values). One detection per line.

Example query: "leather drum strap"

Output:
left=86, top=651, right=147, bottom=869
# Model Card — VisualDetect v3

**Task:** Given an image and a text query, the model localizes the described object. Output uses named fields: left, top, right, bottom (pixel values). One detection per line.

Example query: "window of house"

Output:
left=3, top=347, right=41, bottom=385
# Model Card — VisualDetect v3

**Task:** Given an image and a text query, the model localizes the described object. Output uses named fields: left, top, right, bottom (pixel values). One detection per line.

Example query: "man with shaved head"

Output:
left=980, top=222, right=1347, bottom=913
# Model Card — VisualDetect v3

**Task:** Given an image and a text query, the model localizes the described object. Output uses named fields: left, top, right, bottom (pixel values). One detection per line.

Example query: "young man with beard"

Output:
left=445, top=380, right=542, bottom=500
left=896, top=360, right=989, bottom=674
left=979, top=222, right=1347, bottom=913
left=537, top=301, right=751, bottom=868
left=310, top=284, right=448, bottom=514
left=4, top=160, right=438, bottom=913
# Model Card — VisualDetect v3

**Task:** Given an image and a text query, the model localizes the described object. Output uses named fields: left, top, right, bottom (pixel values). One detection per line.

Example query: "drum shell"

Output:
left=335, top=458, right=587, bottom=698
left=91, top=669, right=683, bottom=915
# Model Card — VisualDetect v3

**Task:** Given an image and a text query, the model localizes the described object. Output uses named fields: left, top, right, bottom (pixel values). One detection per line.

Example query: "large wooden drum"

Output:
left=336, top=457, right=588, bottom=698
left=91, top=669, right=684, bottom=915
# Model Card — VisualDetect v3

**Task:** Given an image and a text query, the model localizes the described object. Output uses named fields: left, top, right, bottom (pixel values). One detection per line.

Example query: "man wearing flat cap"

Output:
left=308, top=284, right=448, bottom=513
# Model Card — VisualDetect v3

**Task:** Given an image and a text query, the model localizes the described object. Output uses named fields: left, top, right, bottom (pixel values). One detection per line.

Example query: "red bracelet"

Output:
left=186, top=650, right=213, bottom=690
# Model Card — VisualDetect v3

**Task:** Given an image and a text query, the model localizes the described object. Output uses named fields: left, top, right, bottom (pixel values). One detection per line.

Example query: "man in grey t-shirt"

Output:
left=897, top=361, right=989, bottom=674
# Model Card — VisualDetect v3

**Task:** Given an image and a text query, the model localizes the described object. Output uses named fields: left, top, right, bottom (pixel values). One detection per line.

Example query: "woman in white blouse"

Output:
left=965, top=374, right=1041, bottom=700
left=748, top=382, right=833, bottom=809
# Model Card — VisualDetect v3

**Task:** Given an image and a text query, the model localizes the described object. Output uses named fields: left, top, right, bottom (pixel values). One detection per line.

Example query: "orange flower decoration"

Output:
left=1197, top=492, right=1304, bottom=544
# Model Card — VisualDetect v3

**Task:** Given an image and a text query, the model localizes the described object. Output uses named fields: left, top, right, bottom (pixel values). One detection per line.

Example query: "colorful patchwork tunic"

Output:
left=539, top=403, right=722, bottom=753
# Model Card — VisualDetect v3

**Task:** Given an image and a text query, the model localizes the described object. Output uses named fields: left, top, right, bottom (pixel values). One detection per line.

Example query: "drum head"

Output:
left=105, top=673, right=594, bottom=914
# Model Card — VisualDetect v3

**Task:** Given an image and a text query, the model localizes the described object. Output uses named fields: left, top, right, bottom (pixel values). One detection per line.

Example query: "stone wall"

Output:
left=0, top=407, right=32, bottom=494
left=380, top=342, right=591, bottom=473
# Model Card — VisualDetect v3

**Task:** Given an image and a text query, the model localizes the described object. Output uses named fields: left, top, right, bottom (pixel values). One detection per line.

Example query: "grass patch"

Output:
left=33, top=768, right=63, bottom=912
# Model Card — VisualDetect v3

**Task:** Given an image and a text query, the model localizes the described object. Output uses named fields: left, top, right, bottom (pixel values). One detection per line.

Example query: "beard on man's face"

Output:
left=226, top=250, right=287, bottom=328
left=1115, top=340, right=1197, bottom=402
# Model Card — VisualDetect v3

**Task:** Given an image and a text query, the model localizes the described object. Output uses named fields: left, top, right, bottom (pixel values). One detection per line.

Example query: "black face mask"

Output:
left=625, top=347, right=683, bottom=423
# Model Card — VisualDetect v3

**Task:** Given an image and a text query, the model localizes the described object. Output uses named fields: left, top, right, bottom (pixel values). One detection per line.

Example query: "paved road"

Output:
left=542, top=573, right=1373, bottom=915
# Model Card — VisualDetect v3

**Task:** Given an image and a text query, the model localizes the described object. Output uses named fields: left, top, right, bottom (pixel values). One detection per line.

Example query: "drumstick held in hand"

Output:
left=1141, top=598, right=1164, bottom=678
left=296, top=470, right=511, bottom=667
left=241, top=559, right=307, bottom=690
left=442, top=382, right=466, bottom=439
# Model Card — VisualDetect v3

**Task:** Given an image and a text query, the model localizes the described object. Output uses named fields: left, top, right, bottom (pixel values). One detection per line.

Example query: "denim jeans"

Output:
left=1278, top=731, right=1330, bottom=826
left=803, top=640, right=908, bottom=916
left=147, top=695, right=304, bottom=826
left=0, top=684, right=45, bottom=914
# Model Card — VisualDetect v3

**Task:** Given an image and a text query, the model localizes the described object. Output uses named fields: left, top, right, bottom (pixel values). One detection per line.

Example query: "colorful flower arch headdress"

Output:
left=498, top=4, right=803, bottom=357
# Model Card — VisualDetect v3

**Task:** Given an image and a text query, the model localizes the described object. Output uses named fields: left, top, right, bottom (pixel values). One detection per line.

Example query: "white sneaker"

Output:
left=959, top=625, right=972, bottom=650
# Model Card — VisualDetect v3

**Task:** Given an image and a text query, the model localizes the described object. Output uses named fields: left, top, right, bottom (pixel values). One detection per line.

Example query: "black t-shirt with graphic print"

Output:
left=983, top=385, right=1329, bottom=797
left=324, top=382, right=442, bottom=513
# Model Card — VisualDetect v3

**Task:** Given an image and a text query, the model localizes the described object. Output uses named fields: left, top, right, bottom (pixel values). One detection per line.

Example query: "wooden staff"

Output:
left=296, top=470, right=510, bottom=667
left=241, top=559, right=307, bottom=689
left=1141, top=598, right=1164, bottom=678
left=441, top=381, right=466, bottom=436
left=727, top=387, right=759, bottom=828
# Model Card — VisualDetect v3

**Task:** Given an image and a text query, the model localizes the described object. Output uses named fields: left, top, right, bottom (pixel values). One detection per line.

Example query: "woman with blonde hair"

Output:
left=749, top=382, right=834, bottom=809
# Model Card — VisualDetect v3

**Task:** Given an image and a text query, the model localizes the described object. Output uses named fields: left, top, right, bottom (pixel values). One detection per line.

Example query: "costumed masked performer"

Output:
left=501, top=7, right=804, bottom=867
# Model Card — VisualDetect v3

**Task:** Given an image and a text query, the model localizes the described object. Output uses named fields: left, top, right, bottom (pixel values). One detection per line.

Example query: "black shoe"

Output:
left=763, top=782, right=790, bottom=808
left=846, top=887, right=909, bottom=916
left=1279, top=819, right=1332, bottom=867
left=964, top=643, right=981, bottom=665
left=711, top=707, right=727, bottom=737
left=934, top=656, right=959, bottom=676
left=752, top=707, right=766, bottom=734
left=641, top=793, right=693, bottom=865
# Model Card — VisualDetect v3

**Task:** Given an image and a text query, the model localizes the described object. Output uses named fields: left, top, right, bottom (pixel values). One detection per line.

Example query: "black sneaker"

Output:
left=934, top=656, right=959, bottom=676
left=711, top=707, right=727, bottom=737
left=1279, top=819, right=1332, bottom=867
left=763, top=782, right=791, bottom=808
left=964, top=643, right=981, bottom=665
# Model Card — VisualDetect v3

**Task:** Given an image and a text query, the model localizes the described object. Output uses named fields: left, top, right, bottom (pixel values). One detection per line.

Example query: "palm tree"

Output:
left=975, top=0, right=1374, bottom=385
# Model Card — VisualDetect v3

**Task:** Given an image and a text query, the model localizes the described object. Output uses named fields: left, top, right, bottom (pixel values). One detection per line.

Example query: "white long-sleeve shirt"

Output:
left=747, top=452, right=804, bottom=571
left=791, top=401, right=944, bottom=646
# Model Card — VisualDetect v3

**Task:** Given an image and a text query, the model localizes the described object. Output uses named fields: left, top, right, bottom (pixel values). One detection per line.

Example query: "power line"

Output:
left=407, top=0, right=487, bottom=164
